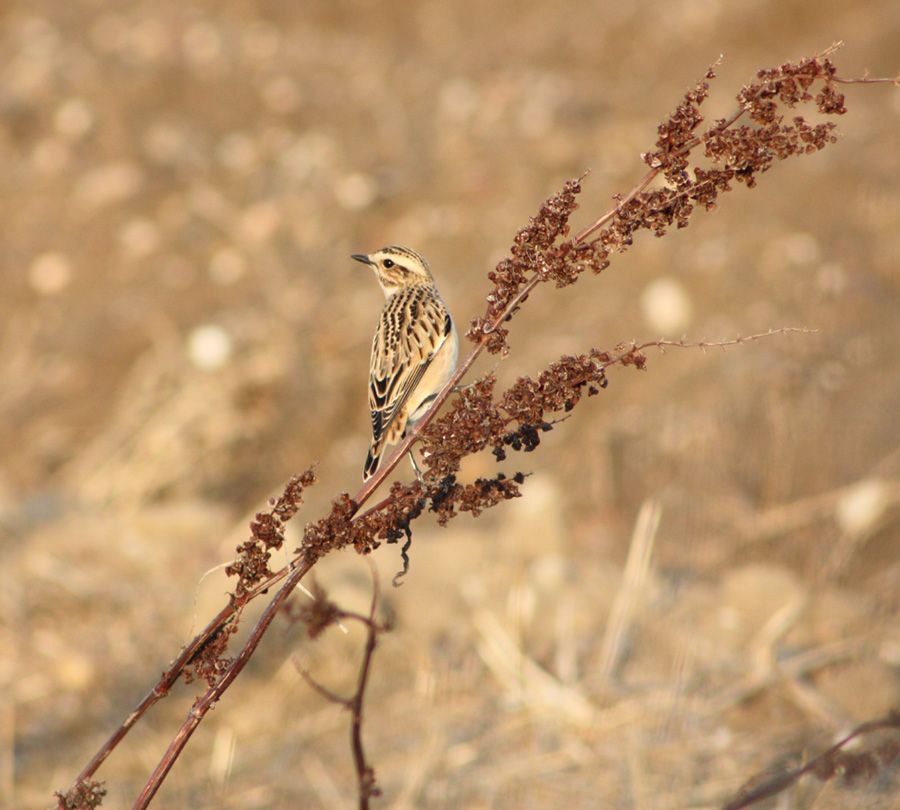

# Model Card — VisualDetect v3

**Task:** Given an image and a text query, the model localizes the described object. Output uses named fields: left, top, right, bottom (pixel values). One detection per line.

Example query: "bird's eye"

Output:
left=382, top=259, right=394, bottom=268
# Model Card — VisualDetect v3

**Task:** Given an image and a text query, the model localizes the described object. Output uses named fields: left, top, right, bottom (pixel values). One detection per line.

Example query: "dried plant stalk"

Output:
left=53, top=45, right=899, bottom=810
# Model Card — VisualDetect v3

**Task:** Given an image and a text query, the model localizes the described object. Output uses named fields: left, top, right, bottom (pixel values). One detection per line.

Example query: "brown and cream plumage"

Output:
left=352, top=246, right=459, bottom=480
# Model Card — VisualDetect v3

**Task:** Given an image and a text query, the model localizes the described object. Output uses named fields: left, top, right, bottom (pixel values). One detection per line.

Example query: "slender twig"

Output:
left=296, top=569, right=384, bottom=810
left=298, top=668, right=348, bottom=706
left=629, top=328, right=816, bottom=355
left=66, top=604, right=234, bottom=789
left=348, top=576, right=382, bottom=810
left=574, top=165, right=666, bottom=244
left=833, top=74, right=900, bottom=85
left=132, top=558, right=315, bottom=809
left=589, top=329, right=815, bottom=375
left=63, top=576, right=285, bottom=794
left=722, top=711, right=900, bottom=810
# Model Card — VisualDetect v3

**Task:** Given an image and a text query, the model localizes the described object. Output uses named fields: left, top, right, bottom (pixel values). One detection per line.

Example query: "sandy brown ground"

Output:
left=2, top=1, right=898, bottom=808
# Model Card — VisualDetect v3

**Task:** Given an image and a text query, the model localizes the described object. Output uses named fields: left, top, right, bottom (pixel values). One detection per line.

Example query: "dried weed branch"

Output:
left=722, top=710, right=900, bottom=809
left=226, top=468, right=318, bottom=599
left=55, top=46, right=898, bottom=809
left=293, top=571, right=388, bottom=810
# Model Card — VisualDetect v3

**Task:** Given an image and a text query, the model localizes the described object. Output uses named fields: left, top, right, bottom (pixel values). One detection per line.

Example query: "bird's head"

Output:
left=351, top=245, right=434, bottom=297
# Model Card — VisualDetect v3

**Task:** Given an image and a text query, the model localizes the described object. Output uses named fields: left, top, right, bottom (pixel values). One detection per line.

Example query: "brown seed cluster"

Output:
left=742, top=57, right=844, bottom=120
left=55, top=780, right=107, bottom=810
left=649, top=68, right=715, bottom=183
left=226, top=468, right=317, bottom=596
left=289, top=581, right=344, bottom=639
left=812, top=739, right=899, bottom=786
left=499, top=352, right=610, bottom=427
left=301, top=484, right=427, bottom=560
left=417, top=376, right=506, bottom=478
left=599, top=56, right=843, bottom=248
left=299, top=470, right=528, bottom=565
left=467, top=179, right=582, bottom=354
left=428, top=473, right=526, bottom=525
left=466, top=55, right=847, bottom=363
left=183, top=620, right=239, bottom=686
left=421, top=353, right=611, bottom=478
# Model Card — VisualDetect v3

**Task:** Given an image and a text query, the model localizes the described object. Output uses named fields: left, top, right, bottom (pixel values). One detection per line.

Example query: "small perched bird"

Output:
left=352, top=245, right=459, bottom=481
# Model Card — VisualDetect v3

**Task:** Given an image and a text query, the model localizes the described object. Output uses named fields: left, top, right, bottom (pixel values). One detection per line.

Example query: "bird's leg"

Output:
left=407, top=449, right=425, bottom=483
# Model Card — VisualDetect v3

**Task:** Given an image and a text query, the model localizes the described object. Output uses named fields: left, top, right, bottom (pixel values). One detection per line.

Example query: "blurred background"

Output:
left=1, top=1, right=898, bottom=807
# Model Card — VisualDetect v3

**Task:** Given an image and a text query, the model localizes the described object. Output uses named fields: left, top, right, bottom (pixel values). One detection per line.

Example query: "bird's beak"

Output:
left=351, top=253, right=373, bottom=266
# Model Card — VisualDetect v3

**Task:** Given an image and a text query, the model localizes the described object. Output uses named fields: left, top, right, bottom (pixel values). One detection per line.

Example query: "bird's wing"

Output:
left=369, top=290, right=452, bottom=443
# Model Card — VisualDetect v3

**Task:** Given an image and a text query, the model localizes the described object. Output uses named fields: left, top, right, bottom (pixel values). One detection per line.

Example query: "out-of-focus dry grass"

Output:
left=1, top=1, right=898, bottom=808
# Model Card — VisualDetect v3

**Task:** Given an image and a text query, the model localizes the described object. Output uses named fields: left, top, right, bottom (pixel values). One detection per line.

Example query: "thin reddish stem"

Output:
left=132, top=558, right=314, bottom=809
left=58, top=44, right=900, bottom=809
left=575, top=107, right=746, bottom=244
left=833, top=74, right=899, bottom=85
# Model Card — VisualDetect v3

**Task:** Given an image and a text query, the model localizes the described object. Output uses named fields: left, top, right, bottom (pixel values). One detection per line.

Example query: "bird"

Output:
left=352, top=245, right=459, bottom=481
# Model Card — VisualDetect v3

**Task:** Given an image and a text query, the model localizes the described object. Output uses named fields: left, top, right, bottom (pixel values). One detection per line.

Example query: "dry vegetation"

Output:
left=2, top=1, right=899, bottom=808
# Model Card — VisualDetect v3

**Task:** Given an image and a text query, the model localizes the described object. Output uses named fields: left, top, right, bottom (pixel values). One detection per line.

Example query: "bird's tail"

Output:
left=364, top=416, right=408, bottom=481
left=363, top=438, right=385, bottom=481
